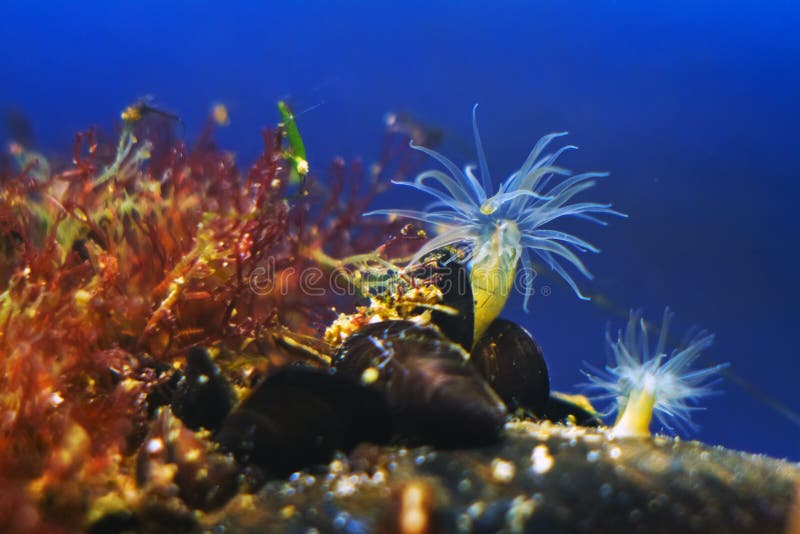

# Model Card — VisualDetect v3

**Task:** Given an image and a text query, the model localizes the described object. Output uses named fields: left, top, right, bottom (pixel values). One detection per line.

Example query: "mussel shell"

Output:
left=333, top=320, right=507, bottom=446
left=170, top=346, right=235, bottom=432
left=470, top=318, right=549, bottom=415
left=88, top=512, right=140, bottom=534
left=412, top=248, right=474, bottom=350
left=213, top=366, right=391, bottom=479
left=542, top=392, right=603, bottom=427
left=88, top=509, right=197, bottom=534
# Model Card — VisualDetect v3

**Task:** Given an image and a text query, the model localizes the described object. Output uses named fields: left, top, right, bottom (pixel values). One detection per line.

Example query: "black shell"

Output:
left=429, top=249, right=475, bottom=349
left=170, top=346, right=235, bottom=432
left=213, top=366, right=391, bottom=479
left=542, top=392, right=603, bottom=427
left=409, top=247, right=475, bottom=350
left=333, top=320, right=507, bottom=447
left=470, top=318, right=550, bottom=415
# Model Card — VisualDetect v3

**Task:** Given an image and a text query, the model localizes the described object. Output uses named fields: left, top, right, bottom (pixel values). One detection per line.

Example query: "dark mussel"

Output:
left=213, top=366, right=391, bottom=480
left=415, top=248, right=553, bottom=419
left=89, top=507, right=196, bottom=534
left=411, top=247, right=551, bottom=416
left=88, top=512, right=141, bottom=534
left=333, top=320, right=507, bottom=447
left=470, top=318, right=550, bottom=415
left=170, top=346, right=235, bottom=432
left=541, top=391, right=603, bottom=427
left=412, top=247, right=475, bottom=350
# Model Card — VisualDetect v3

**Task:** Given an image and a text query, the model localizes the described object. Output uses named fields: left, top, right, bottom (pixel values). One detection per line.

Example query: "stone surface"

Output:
left=204, top=421, right=800, bottom=533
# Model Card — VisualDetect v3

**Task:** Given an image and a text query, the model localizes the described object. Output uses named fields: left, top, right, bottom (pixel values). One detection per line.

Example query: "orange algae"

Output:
left=0, top=110, right=415, bottom=531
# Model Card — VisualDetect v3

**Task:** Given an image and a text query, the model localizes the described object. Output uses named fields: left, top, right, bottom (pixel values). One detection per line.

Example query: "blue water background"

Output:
left=2, top=1, right=799, bottom=459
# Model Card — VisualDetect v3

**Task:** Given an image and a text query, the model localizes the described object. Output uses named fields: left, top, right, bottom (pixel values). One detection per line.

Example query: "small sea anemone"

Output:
left=366, top=105, right=625, bottom=341
left=582, top=308, right=729, bottom=438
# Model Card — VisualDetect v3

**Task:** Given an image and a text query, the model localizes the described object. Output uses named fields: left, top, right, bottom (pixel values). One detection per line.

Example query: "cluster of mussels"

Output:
left=124, top=250, right=599, bottom=528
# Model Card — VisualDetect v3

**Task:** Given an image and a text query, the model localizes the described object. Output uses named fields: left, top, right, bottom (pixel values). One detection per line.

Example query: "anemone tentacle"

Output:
left=581, top=309, right=729, bottom=436
left=408, top=142, right=486, bottom=203
left=366, top=104, right=626, bottom=333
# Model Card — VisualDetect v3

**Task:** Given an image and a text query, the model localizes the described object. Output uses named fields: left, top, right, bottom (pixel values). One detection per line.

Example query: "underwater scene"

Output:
left=1, top=1, right=799, bottom=532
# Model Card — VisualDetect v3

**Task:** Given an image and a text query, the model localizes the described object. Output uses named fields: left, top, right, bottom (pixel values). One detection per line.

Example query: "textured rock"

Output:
left=206, top=421, right=800, bottom=533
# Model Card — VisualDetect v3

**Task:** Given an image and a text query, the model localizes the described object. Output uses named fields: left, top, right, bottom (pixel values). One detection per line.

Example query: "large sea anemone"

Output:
left=582, top=308, right=729, bottom=437
left=367, top=105, right=625, bottom=340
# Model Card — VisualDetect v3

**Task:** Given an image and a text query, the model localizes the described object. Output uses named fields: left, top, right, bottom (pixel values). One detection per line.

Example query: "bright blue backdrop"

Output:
left=2, top=1, right=799, bottom=459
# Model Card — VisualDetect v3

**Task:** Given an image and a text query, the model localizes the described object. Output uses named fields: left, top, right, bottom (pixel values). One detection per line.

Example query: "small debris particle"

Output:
left=600, top=483, right=613, bottom=499
left=296, top=159, right=309, bottom=176
left=457, top=513, right=472, bottom=532
left=333, top=512, right=349, bottom=528
left=468, top=502, right=485, bottom=518
left=150, top=463, right=178, bottom=487
left=531, top=445, right=554, bottom=474
left=329, top=459, right=346, bottom=474
left=74, top=289, right=91, bottom=307
left=491, top=458, right=516, bottom=483
left=582, top=433, right=603, bottom=444
left=361, top=367, right=379, bottom=385
left=586, top=450, right=600, bottom=463
left=372, top=470, right=386, bottom=484
left=609, top=446, right=622, bottom=459
left=280, top=504, right=295, bottom=519
left=506, top=496, right=536, bottom=533
left=146, top=438, right=164, bottom=455
left=334, top=477, right=357, bottom=498
left=183, top=448, right=201, bottom=462
left=399, top=481, right=431, bottom=534
left=48, top=391, right=64, bottom=408
left=211, top=103, right=230, bottom=126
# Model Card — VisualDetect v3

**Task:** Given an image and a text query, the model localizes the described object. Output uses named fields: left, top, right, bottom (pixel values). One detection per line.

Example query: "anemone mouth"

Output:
left=479, top=201, right=496, bottom=215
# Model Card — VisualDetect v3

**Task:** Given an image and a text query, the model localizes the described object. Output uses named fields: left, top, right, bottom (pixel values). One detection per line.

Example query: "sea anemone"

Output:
left=581, top=309, right=729, bottom=438
left=366, top=104, right=625, bottom=341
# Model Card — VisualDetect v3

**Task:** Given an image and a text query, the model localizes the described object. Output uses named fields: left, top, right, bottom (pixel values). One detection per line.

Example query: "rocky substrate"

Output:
left=202, top=421, right=800, bottom=533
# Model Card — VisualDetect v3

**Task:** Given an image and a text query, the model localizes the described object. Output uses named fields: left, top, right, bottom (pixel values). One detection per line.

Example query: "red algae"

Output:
left=0, top=108, right=419, bottom=531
